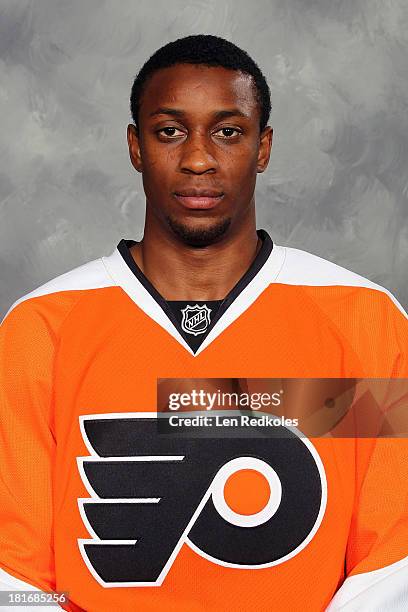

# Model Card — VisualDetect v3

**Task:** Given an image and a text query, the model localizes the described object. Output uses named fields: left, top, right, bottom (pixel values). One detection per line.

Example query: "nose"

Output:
left=179, top=131, right=217, bottom=174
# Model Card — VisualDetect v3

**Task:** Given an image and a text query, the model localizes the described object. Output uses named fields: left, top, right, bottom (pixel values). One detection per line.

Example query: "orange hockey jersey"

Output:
left=1, top=230, right=407, bottom=612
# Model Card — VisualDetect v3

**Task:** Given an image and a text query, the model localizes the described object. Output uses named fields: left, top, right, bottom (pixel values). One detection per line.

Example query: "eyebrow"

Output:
left=148, top=107, right=250, bottom=120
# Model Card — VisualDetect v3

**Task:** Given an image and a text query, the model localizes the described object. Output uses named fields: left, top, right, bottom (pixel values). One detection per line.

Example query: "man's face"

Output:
left=127, top=63, right=272, bottom=246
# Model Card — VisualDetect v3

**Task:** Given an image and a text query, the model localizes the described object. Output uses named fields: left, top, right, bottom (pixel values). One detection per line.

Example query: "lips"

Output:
left=174, top=189, right=224, bottom=210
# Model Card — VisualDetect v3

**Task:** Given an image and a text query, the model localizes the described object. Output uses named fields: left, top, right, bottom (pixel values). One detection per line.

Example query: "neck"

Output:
left=130, top=206, right=260, bottom=301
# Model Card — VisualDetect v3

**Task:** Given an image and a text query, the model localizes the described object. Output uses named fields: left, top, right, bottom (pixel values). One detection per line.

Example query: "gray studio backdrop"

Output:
left=1, top=0, right=408, bottom=317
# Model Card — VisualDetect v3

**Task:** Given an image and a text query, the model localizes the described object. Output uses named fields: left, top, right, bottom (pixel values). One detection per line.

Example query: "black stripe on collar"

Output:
left=117, top=229, right=273, bottom=353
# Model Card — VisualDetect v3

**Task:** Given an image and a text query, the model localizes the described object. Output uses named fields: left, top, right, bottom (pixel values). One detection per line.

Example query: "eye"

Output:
left=157, top=127, right=184, bottom=138
left=214, top=127, right=242, bottom=139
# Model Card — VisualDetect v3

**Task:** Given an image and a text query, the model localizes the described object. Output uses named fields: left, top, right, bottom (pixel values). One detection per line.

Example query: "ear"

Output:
left=127, top=124, right=143, bottom=173
left=257, top=126, right=273, bottom=173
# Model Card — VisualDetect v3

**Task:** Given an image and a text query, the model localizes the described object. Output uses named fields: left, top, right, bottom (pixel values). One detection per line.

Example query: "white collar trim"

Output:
left=102, top=244, right=286, bottom=357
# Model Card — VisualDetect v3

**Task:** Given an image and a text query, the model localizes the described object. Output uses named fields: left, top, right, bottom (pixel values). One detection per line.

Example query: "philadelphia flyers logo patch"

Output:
left=77, top=412, right=327, bottom=587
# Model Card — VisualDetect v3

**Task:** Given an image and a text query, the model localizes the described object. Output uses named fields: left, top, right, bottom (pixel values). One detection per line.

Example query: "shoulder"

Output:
left=273, top=244, right=407, bottom=321
left=1, top=253, right=116, bottom=329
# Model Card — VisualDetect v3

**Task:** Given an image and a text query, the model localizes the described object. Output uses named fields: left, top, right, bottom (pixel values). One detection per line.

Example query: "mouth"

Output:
left=173, top=190, right=224, bottom=210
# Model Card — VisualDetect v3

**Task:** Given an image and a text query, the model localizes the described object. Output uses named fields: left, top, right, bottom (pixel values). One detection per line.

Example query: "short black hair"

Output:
left=130, top=34, right=271, bottom=132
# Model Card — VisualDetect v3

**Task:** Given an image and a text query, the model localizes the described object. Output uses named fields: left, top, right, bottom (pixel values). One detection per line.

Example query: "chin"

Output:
left=165, top=216, right=232, bottom=247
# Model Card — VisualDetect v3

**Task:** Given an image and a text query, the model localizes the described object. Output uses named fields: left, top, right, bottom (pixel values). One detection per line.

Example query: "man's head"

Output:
left=127, top=34, right=273, bottom=247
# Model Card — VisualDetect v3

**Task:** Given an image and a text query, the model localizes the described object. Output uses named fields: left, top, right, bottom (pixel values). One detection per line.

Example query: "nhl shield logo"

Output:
left=181, top=304, right=212, bottom=336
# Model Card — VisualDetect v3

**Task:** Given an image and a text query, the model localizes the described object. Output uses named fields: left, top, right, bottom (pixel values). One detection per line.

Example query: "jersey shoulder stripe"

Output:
left=2, top=257, right=115, bottom=324
left=2, top=241, right=406, bottom=358
left=277, top=245, right=407, bottom=319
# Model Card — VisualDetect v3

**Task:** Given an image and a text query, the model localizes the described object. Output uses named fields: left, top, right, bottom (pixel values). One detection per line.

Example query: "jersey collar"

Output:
left=102, top=230, right=285, bottom=356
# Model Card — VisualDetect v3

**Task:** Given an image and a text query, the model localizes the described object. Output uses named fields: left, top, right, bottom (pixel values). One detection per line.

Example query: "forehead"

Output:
left=139, top=64, right=259, bottom=118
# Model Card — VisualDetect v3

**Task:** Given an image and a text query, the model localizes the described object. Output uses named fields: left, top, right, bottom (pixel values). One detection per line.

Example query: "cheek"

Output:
left=141, top=137, right=177, bottom=172
left=141, top=150, right=175, bottom=189
left=226, top=154, right=258, bottom=192
left=225, top=141, right=259, bottom=171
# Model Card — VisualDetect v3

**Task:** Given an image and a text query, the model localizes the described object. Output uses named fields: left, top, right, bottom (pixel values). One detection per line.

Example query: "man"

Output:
left=0, top=34, right=407, bottom=612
